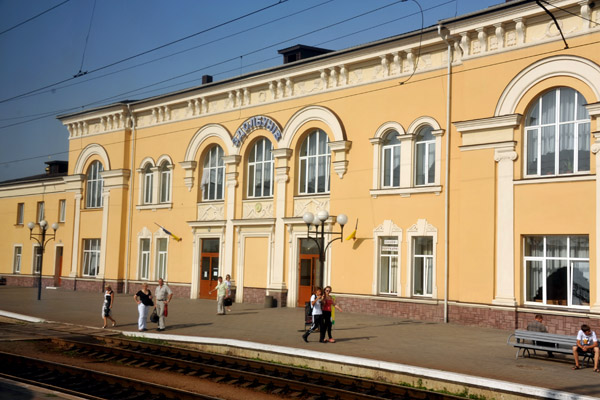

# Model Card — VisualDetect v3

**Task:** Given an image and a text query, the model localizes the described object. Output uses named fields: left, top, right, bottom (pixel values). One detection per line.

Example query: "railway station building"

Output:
left=2, top=0, right=600, bottom=332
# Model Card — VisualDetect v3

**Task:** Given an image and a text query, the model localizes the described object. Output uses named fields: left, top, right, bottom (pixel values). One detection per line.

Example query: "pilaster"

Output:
left=271, top=148, right=293, bottom=292
left=223, top=155, right=241, bottom=279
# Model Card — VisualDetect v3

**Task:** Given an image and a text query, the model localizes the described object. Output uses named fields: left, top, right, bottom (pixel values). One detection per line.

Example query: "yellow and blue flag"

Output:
left=155, top=223, right=182, bottom=242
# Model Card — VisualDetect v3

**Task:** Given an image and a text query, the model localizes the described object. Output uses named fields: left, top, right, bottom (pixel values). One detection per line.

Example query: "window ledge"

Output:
left=515, top=174, right=594, bottom=185
left=370, top=185, right=442, bottom=198
left=136, top=203, right=173, bottom=211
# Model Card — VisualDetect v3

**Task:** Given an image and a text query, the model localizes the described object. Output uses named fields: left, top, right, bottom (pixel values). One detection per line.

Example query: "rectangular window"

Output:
left=58, top=199, right=66, bottom=223
left=139, top=238, right=150, bottom=280
left=37, top=201, right=45, bottom=223
left=144, top=172, right=153, bottom=204
left=160, top=169, right=171, bottom=203
left=156, top=238, right=168, bottom=280
left=33, top=245, right=42, bottom=274
left=413, top=237, right=433, bottom=296
left=524, top=235, right=589, bottom=307
left=13, top=246, right=22, bottom=273
left=82, top=239, right=101, bottom=277
left=16, top=203, right=24, bottom=225
left=379, top=237, right=398, bottom=294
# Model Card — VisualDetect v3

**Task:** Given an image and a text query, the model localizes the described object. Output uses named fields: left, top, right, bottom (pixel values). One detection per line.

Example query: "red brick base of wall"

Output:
left=243, top=287, right=267, bottom=305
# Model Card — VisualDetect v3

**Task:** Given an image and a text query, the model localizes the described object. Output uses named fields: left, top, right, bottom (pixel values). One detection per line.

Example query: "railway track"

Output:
left=0, top=320, right=467, bottom=399
left=33, top=335, right=463, bottom=400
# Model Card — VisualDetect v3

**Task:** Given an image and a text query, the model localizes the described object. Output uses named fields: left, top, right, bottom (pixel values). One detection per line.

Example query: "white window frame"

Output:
left=139, top=238, right=151, bottom=280
left=202, top=145, right=225, bottom=201
left=523, top=235, right=590, bottom=309
left=247, top=138, right=274, bottom=198
left=406, top=219, right=438, bottom=298
left=524, top=87, right=591, bottom=177
left=414, top=126, right=436, bottom=186
left=58, top=199, right=66, bottom=223
left=32, top=245, right=42, bottom=274
left=13, top=245, right=22, bottom=274
left=372, top=220, right=402, bottom=296
left=86, top=161, right=104, bottom=209
left=37, top=201, right=45, bottom=223
left=159, top=161, right=172, bottom=203
left=143, top=164, right=154, bottom=204
left=155, top=237, right=168, bottom=280
left=412, top=237, right=434, bottom=296
left=82, top=239, right=101, bottom=277
left=298, top=129, right=331, bottom=195
left=381, top=131, right=402, bottom=188
left=16, top=203, right=24, bottom=225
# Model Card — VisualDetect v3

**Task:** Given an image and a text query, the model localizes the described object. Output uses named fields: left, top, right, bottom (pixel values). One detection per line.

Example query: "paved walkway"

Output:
left=0, top=287, right=598, bottom=399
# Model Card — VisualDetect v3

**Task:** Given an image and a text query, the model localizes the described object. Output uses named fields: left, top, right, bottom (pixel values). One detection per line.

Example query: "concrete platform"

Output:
left=0, top=286, right=597, bottom=399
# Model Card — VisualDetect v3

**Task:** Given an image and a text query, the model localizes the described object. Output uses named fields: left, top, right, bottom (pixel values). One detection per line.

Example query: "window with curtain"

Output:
left=299, top=129, right=330, bottom=195
left=247, top=138, right=274, bottom=198
left=13, top=246, right=22, bottom=273
left=58, top=199, right=66, bottom=223
left=156, top=238, right=168, bottom=280
left=143, top=164, right=154, bottom=204
left=202, top=145, right=225, bottom=201
left=82, top=239, right=101, bottom=277
left=159, top=162, right=172, bottom=203
left=415, top=126, right=435, bottom=186
left=413, top=236, right=433, bottom=296
left=33, top=246, right=42, bottom=274
left=36, top=201, right=45, bottom=223
left=86, top=161, right=104, bottom=208
left=17, top=203, right=24, bottom=225
left=381, top=131, right=401, bottom=188
left=139, top=238, right=150, bottom=280
left=379, top=236, right=398, bottom=294
left=524, top=235, right=589, bottom=307
left=525, top=88, right=590, bottom=177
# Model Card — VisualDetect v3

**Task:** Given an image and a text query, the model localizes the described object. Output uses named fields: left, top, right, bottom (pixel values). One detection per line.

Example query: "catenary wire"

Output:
left=0, top=0, right=71, bottom=36
left=0, top=0, right=290, bottom=104
left=2, top=37, right=597, bottom=168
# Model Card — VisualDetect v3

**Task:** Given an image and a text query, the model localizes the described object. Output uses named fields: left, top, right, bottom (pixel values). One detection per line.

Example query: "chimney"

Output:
left=202, top=75, right=213, bottom=84
left=277, top=44, right=333, bottom=64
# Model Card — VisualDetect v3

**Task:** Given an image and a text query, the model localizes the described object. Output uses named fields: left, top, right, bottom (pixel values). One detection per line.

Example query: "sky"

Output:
left=0, top=0, right=504, bottom=182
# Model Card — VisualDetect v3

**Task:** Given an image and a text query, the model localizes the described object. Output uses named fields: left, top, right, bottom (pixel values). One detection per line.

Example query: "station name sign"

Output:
left=232, top=115, right=282, bottom=147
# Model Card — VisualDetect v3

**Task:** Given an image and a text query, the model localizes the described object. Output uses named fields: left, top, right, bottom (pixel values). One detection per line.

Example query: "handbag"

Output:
left=224, top=297, right=233, bottom=307
left=164, top=303, right=168, bottom=317
left=150, top=308, right=159, bottom=323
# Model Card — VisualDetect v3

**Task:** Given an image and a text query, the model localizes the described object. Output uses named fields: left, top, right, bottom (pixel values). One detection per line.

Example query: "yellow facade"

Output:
left=2, top=0, right=600, bottom=330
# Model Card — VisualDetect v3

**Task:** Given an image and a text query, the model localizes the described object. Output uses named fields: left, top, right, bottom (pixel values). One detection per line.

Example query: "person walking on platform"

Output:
left=225, top=274, right=233, bottom=312
left=134, top=283, right=154, bottom=331
left=302, top=287, right=325, bottom=343
left=322, top=286, right=343, bottom=343
left=154, top=278, right=173, bottom=332
left=209, top=276, right=227, bottom=315
left=102, top=285, right=116, bottom=328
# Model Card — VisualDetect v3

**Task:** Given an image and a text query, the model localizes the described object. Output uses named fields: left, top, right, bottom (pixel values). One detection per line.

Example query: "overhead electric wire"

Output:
left=0, top=0, right=335, bottom=107
left=538, top=0, right=599, bottom=25
left=0, top=0, right=290, bottom=105
left=2, top=36, right=598, bottom=169
left=0, top=0, right=420, bottom=128
left=0, top=0, right=71, bottom=36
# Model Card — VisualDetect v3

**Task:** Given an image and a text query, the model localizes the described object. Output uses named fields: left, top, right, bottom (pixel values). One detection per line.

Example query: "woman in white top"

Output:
left=302, top=287, right=326, bottom=343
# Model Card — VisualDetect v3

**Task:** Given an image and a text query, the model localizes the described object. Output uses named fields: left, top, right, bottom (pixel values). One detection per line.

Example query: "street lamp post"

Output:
left=28, top=220, right=59, bottom=301
left=302, top=210, right=348, bottom=289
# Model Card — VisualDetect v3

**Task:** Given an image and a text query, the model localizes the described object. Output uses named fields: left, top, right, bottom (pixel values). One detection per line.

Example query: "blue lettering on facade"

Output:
left=232, top=115, right=282, bottom=147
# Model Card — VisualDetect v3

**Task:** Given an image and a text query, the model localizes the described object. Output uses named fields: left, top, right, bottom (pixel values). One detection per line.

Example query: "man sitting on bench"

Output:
left=572, top=324, right=600, bottom=371
left=527, top=314, right=554, bottom=357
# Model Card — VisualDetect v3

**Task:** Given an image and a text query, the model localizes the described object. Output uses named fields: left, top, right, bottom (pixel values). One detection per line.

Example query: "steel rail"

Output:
left=0, top=351, right=220, bottom=400
left=53, top=336, right=465, bottom=400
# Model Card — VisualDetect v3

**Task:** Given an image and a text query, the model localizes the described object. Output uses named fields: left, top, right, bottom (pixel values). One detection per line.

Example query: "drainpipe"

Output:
left=124, top=104, right=136, bottom=294
left=438, top=24, right=452, bottom=323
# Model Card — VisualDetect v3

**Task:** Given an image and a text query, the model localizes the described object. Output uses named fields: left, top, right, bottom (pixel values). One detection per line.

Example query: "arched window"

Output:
left=247, top=138, right=274, bottom=198
left=86, top=161, right=104, bottom=208
left=525, top=87, right=590, bottom=176
left=143, top=164, right=153, bottom=204
left=202, top=145, right=225, bottom=201
left=159, top=161, right=172, bottom=203
left=299, top=129, right=330, bottom=194
left=381, top=130, right=401, bottom=188
left=415, top=126, right=435, bottom=186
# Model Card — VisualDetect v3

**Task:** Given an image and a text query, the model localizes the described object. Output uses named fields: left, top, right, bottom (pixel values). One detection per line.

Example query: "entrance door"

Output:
left=199, top=238, right=220, bottom=299
left=297, top=239, right=321, bottom=307
left=53, top=246, right=63, bottom=287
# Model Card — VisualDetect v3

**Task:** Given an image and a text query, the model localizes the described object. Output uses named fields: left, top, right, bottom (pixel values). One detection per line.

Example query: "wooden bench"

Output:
left=507, top=329, right=594, bottom=365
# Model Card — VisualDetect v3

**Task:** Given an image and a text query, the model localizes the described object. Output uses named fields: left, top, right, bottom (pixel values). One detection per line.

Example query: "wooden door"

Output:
left=199, top=238, right=220, bottom=299
left=297, top=238, right=321, bottom=307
